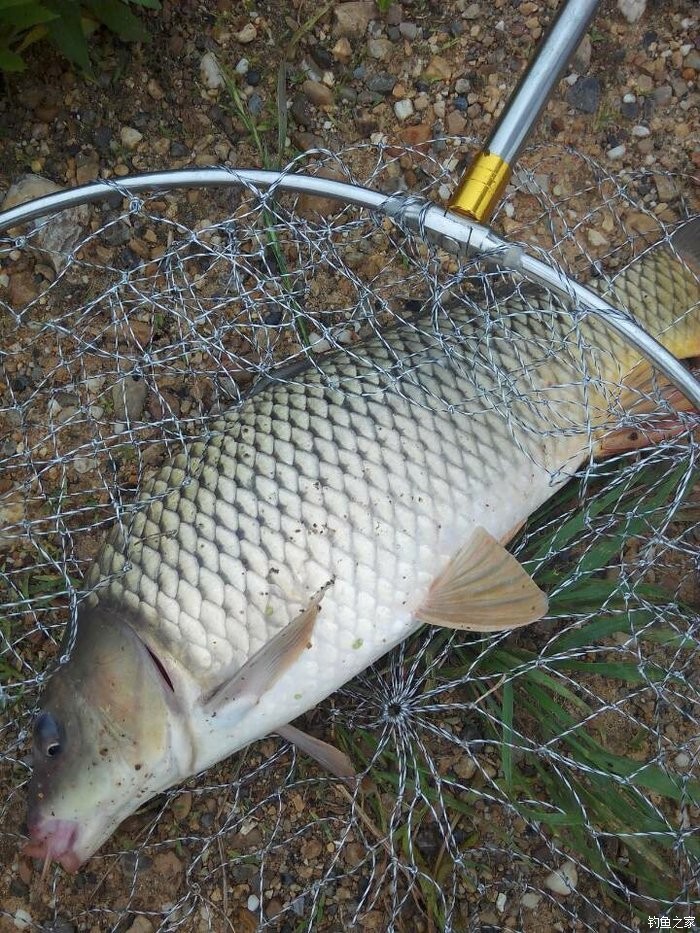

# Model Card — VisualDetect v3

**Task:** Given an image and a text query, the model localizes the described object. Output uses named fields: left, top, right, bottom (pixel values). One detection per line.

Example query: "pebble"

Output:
left=606, top=144, right=626, bottom=160
left=73, top=455, right=98, bottom=475
left=455, top=78, right=470, bottom=94
left=424, top=55, right=452, bottom=82
left=587, top=229, right=608, bottom=247
left=333, top=1, right=375, bottom=39
left=247, top=894, right=260, bottom=912
left=631, top=124, right=650, bottom=137
left=566, top=75, right=601, bottom=114
left=675, top=751, right=691, bottom=770
left=685, top=50, right=700, bottom=72
left=112, top=374, right=148, bottom=425
left=236, top=23, right=257, bottom=44
left=572, top=34, right=592, bottom=74
left=13, top=910, right=32, bottom=930
left=521, top=892, right=541, bottom=909
left=367, top=72, right=395, bottom=94
left=332, top=37, right=352, bottom=63
left=617, top=0, right=646, bottom=24
left=463, top=2, right=481, bottom=19
left=248, top=93, right=263, bottom=116
left=302, top=80, right=333, bottom=107
left=120, top=126, right=143, bottom=150
left=496, top=892, right=507, bottom=913
left=368, top=37, right=392, bottom=61
left=652, top=84, right=672, bottom=106
left=2, top=174, right=87, bottom=273
left=235, top=57, right=249, bottom=75
left=200, top=52, right=225, bottom=90
left=394, top=99, right=414, bottom=121
left=399, top=22, right=419, bottom=40
left=545, top=860, right=578, bottom=895
left=620, top=98, right=638, bottom=120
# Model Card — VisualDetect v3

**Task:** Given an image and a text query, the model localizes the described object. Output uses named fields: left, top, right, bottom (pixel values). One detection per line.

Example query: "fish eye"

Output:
left=34, top=712, right=64, bottom=759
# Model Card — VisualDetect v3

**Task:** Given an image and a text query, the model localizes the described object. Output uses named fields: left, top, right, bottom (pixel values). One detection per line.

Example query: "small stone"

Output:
left=675, top=751, right=691, bottom=770
left=455, top=78, right=470, bottom=94
left=153, top=851, right=183, bottom=878
left=521, top=892, right=541, bottom=909
left=545, top=860, right=578, bottom=895
left=566, top=75, right=601, bottom=114
left=424, top=55, right=452, bottom=82
left=446, top=111, right=467, bottom=135
left=496, top=892, right=507, bottom=913
left=398, top=123, right=431, bottom=147
left=684, top=50, right=700, bottom=72
left=247, top=93, right=263, bottom=116
left=367, top=72, right=396, bottom=94
left=120, top=126, right=143, bottom=150
left=394, top=99, right=414, bottom=121
left=463, top=3, right=481, bottom=19
left=654, top=174, right=679, bottom=202
left=399, top=22, right=419, bottom=40
left=73, top=455, right=98, bottom=475
left=332, top=37, right=352, bottom=63
left=170, top=141, right=189, bottom=158
left=13, top=909, right=32, bottom=930
left=587, top=229, right=608, bottom=247
left=334, top=1, right=375, bottom=39
left=652, top=84, right=672, bottom=106
left=247, top=894, right=260, bottom=912
left=620, top=99, right=639, bottom=120
left=171, top=791, right=193, bottom=820
left=572, top=34, right=592, bottom=74
left=617, top=0, right=646, bottom=24
left=246, top=68, right=260, bottom=86
left=147, top=79, right=164, bottom=100
left=302, top=80, right=334, bottom=107
left=606, top=144, right=626, bottom=160
left=112, top=374, right=147, bottom=425
left=631, top=124, right=650, bottom=137
left=200, top=52, right=225, bottom=90
left=236, top=23, right=257, bottom=44
left=235, top=57, right=250, bottom=75
left=368, top=37, right=392, bottom=60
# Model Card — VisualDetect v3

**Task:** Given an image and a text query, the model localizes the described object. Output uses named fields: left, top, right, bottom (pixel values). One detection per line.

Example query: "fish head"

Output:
left=24, top=604, right=194, bottom=871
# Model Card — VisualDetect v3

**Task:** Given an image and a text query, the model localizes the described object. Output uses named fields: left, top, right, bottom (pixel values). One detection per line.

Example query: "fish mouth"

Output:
left=23, top=817, right=82, bottom=873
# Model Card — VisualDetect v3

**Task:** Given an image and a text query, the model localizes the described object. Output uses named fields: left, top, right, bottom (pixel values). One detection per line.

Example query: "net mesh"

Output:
left=0, top=141, right=699, bottom=932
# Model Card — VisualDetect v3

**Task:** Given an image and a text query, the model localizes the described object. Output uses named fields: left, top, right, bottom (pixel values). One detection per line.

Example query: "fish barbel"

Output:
left=25, top=220, right=699, bottom=870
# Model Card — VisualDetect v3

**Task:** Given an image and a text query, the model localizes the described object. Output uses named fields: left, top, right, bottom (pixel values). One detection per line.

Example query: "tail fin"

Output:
left=601, top=217, right=700, bottom=363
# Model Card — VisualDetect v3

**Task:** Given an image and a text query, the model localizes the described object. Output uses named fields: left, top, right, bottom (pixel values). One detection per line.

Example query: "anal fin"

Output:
left=416, top=527, right=547, bottom=632
left=277, top=724, right=356, bottom=783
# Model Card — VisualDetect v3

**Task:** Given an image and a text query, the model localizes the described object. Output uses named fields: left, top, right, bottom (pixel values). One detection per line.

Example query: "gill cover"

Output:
left=26, top=604, right=186, bottom=868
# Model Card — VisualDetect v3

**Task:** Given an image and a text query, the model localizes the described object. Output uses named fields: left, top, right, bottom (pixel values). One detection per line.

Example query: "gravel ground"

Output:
left=0, top=1, right=698, bottom=931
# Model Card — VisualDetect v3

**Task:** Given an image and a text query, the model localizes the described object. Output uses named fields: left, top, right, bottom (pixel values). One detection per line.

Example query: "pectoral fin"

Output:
left=204, top=585, right=328, bottom=713
left=416, top=527, right=547, bottom=632
left=277, top=724, right=356, bottom=783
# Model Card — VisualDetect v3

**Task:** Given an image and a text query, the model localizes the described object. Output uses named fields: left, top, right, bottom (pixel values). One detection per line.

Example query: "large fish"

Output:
left=24, top=220, right=699, bottom=871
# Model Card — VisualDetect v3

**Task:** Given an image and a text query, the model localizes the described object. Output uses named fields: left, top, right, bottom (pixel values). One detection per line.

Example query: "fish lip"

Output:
left=23, top=818, right=82, bottom=873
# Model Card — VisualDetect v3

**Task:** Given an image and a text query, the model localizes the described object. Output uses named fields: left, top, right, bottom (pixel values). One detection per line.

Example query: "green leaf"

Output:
left=44, top=0, right=90, bottom=71
left=0, top=46, right=25, bottom=69
left=501, top=679, right=514, bottom=789
left=1, top=3, right=57, bottom=28
left=83, top=0, right=149, bottom=42
left=0, top=0, right=34, bottom=10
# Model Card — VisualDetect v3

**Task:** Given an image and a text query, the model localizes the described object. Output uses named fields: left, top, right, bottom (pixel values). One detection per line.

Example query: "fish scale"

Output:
left=85, top=302, right=612, bottom=696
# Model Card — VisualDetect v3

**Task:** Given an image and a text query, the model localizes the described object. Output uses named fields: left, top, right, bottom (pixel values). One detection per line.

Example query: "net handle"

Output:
left=449, top=0, right=601, bottom=222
